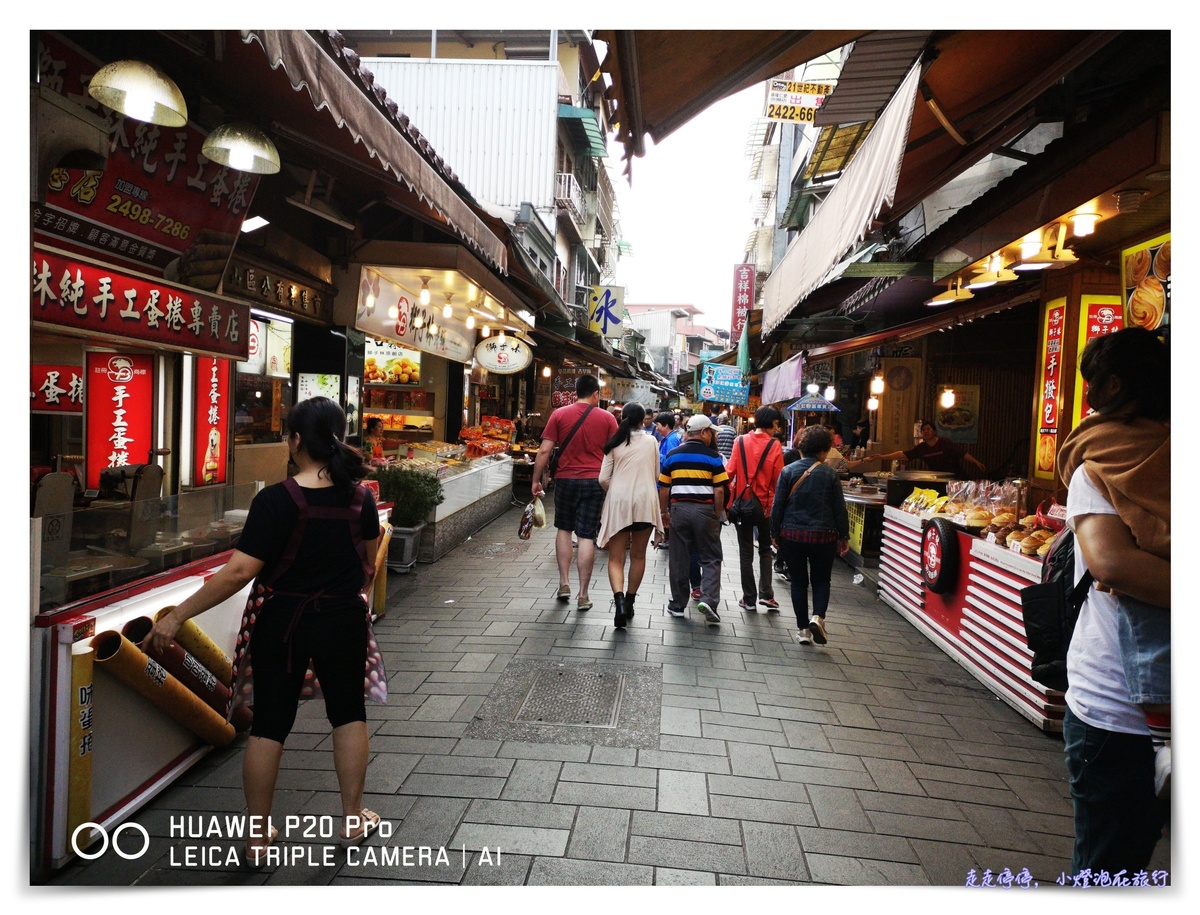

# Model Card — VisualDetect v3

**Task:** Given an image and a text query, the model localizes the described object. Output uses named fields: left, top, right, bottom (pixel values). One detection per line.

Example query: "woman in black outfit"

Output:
left=146, top=397, right=382, bottom=865
left=770, top=425, right=850, bottom=646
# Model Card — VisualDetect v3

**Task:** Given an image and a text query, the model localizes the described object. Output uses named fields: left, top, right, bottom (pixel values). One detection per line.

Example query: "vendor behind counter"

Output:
left=866, top=420, right=986, bottom=478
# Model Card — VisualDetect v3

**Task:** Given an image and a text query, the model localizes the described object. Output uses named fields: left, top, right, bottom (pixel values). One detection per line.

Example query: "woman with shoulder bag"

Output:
left=145, top=397, right=385, bottom=865
left=770, top=425, right=850, bottom=645
left=725, top=406, right=784, bottom=611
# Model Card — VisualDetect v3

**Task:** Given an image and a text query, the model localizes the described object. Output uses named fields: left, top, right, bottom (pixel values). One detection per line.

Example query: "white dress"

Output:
left=596, top=431, right=664, bottom=547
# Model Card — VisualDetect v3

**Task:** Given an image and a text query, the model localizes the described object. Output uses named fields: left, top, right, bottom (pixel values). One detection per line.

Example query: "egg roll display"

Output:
left=154, top=606, right=233, bottom=687
left=91, top=630, right=236, bottom=747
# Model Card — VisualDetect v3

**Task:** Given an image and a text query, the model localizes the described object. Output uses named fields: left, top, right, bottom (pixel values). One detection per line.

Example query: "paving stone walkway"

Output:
left=44, top=496, right=1171, bottom=888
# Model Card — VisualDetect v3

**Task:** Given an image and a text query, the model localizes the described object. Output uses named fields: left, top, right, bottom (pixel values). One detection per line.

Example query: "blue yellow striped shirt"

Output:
left=659, top=441, right=729, bottom=504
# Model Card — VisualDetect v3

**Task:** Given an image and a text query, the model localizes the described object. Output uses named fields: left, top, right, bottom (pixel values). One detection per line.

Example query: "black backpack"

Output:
left=1019, top=528, right=1093, bottom=693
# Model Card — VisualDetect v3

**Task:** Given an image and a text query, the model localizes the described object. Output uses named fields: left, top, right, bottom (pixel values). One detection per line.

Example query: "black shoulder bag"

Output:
left=727, top=437, right=776, bottom=525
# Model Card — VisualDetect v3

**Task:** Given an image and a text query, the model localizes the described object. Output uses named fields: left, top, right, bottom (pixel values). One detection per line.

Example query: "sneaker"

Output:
left=690, top=587, right=702, bottom=601
left=696, top=601, right=721, bottom=625
left=808, top=616, right=828, bottom=645
left=737, top=599, right=756, bottom=611
left=796, top=628, right=813, bottom=645
left=1155, top=744, right=1171, bottom=799
left=759, top=598, right=780, bottom=610
left=666, top=605, right=686, bottom=618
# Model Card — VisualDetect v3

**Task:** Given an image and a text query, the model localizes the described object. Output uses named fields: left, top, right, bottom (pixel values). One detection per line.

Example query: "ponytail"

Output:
left=285, top=396, right=369, bottom=496
left=604, top=402, right=646, bottom=454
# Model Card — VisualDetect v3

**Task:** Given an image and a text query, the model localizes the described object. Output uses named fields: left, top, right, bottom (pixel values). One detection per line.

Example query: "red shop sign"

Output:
left=84, top=352, right=154, bottom=490
left=731, top=264, right=755, bottom=339
left=34, top=32, right=257, bottom=277
left=31, top=363, right=84, bottom=414
left=32, top=247, right=250, bottom=361
left=194, top=357, right=229, bottom=486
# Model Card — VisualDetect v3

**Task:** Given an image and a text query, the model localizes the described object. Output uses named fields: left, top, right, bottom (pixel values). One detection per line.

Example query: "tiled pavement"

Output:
left=44, top=497, right=1172, bottom=888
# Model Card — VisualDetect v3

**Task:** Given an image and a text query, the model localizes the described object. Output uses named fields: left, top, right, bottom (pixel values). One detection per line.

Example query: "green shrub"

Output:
left=373, top=462, right=445, bottom=528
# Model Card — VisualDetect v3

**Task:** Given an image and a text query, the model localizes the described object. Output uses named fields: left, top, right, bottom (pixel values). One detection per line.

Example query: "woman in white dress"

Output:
left=597, top=403, right=664, bottom=629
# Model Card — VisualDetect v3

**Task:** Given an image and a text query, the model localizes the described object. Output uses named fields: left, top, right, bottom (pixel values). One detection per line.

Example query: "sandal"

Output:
left=340, top=808, right=381, bottom=848
left=245, top=826, right=278, bottom=869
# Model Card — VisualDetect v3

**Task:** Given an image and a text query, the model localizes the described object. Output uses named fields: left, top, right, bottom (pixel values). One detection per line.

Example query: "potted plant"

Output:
left=372, top=462, right=445, bottom=571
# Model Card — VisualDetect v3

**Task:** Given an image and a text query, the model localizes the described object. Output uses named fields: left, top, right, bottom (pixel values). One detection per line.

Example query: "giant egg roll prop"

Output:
left=154, top=605, right=233, bottom=687
left=122, top=618, right=252, bottom=732
left=91, top=630, right=235, bottom=747
left=371, top=524, right=393, bottom=619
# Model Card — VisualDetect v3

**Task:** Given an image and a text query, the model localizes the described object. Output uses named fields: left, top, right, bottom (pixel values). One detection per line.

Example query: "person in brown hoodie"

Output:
left=1058, top=326, right=1171, bottom=812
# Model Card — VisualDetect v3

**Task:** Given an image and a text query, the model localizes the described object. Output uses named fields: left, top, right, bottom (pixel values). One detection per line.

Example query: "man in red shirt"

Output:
left=531, top=374, right=618, bottom=610
left=725, top=405, right=785, bottom=610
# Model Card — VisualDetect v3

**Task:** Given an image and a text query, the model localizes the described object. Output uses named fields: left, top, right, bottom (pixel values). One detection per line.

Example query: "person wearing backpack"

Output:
left=725, top=405, right=784, bottom=611
left=1058, top=326, right=1170, bottom=876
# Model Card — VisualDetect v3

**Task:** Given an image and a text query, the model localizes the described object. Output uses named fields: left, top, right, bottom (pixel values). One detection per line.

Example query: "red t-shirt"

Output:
left=541, top=402, right=617, bottom=479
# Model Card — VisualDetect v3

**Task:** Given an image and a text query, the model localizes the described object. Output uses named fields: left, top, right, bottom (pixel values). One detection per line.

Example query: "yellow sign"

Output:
left=588, top=286, right=625, bottom=339
left=847, top=502, right=865, bottom=555
left=766, top=79, right=833, bottom=123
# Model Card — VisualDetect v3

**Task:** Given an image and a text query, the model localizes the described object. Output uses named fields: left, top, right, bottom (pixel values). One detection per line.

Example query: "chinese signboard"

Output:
left=35, top=33, right=258, bottom=283
left=731, top=264, right=755, bottom=339
left=474, top=336, right=533, bottom=374
left=1034, top=298, right=1068, bottom=480
left=364, top=337, right=422, bottom=385
left=225, top=258, right=331, bottom=323
left=1120, top=233, right=1170, bottom=332
left=612, top=378, right=655, bottom=408
left=31, top=363, right=84, bottom=414
left=765, top=79, right=833, bottom=124
left=33, top=247, right=251, bottom=360
left=84, top=352, right=154, bottom=489
left=355, top=268, right=474, bottom=363
left=588, top=286, right=624, bottom=339
left=193, top=357, right=229, bottom=486
left=1071, top=295, right=1125, bottom=428
left=551, top=366, right=597, bottom=409
left=698, top=362, right=750, bottom=406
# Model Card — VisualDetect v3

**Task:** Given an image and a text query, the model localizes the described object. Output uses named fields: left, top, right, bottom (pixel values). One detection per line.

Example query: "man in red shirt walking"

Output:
left=725, top=406, right=785, bottom=610
left=531, top=374, right=618, bottom=610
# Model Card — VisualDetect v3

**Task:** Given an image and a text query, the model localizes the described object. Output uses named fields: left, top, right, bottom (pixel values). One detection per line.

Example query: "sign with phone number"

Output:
left=765, top=79, right=832, bottom=123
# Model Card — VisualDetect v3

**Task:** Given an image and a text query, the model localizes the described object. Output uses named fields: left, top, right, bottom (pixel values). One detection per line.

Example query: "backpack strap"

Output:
left=738, top=436, right=776, bottom=499
left=261, top=478, right=372, bottom=586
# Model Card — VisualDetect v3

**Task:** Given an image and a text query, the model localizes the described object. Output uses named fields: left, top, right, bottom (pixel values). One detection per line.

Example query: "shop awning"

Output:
left=761, top=59, right=921, bottom=339
left=532, top=327, right=637, bottom=379
left=558, top=105, right=608, bottom=158
left=240, top=30, right=507, bottom=273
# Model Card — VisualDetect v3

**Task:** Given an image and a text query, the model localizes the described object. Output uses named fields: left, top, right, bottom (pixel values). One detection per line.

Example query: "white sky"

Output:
left=610, top=84, right=767, bottom=335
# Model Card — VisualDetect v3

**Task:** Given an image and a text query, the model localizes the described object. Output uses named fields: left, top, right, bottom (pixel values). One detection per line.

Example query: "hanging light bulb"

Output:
left=867, top=396, right=879, bottom=412
left=806, top=383, right=819, bottom=394
left=419, top=276, right=431, bottom=306
left=497, top=328, right=506, bottom=344
left=940, top=387, right=956, bottom=409
left=824, top=385, right=836, bottom=401
left=870, top=374, right=885, bottom=395
left=542, top=365, right=552, bottom=378
left=466, top=314, right=476, bottom=330
left=443, top=292, right=454, bottom=319
left=481, top=325, right=490, bottom=338
left=429, top=320, right=438, bottom=336
left=413, top=312, right=424, bottom=329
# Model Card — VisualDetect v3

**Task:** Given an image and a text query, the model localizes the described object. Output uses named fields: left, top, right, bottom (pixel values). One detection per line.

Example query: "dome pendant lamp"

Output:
left=87, top=59, right=188, bottom=127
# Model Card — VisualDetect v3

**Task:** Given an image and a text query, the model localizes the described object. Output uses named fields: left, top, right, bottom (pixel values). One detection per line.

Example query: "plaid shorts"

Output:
left=552, top=477, right=605, bottom=540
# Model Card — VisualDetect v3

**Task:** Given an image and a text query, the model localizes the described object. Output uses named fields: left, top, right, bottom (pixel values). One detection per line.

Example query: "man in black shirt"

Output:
left=871, top=421, right=987, bottom=477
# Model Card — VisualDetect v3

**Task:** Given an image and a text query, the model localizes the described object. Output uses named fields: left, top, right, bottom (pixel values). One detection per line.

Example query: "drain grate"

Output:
left=513, top=668, right=625, bottom=728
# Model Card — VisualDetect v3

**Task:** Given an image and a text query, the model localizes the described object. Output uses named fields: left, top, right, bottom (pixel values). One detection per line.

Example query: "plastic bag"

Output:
left=531, top=495, right=546, bottom=528
left=518, top=501, right=536, bottom=540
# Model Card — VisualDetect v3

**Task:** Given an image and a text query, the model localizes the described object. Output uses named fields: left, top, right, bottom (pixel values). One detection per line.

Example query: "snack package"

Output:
left=518, top=501, right=536, bottom=540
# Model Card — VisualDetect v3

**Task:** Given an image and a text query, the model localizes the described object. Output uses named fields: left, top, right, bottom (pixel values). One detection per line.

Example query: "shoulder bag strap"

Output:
left=557, top=405, right=594, bottom=462
left=787, top=461, right=820, bottom=502
left=740, top=437, right=775, bottom=495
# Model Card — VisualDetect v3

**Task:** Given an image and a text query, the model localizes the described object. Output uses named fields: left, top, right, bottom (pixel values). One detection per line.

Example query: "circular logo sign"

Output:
left=474, top=337, right=533, bottom=375
left=886, top=365, right=914, bottom=391
left=922, top=517, right=959, bottom=593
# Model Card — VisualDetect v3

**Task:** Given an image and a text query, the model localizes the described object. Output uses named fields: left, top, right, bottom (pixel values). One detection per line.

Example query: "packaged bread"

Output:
left=991, top=512, right=1015, bottom=525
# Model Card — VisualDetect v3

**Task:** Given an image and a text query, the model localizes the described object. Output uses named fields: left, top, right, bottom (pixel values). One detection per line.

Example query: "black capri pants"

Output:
left=248, top=595, right=368, bottom=743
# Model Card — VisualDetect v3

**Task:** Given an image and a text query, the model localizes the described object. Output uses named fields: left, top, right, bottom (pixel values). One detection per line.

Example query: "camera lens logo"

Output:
left=71, top=822, right=150, bottom=860
left=106, top=356, right=135, bottom=383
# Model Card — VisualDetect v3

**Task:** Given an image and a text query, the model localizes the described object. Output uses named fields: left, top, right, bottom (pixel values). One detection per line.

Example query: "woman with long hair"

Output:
left=145, top=396, right=384, bottom=865
left=597, top=402, right=663, bottom=629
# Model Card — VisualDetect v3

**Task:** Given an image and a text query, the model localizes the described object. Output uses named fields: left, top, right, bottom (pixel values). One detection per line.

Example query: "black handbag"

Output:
left=727, top=437, right=776, bottom=525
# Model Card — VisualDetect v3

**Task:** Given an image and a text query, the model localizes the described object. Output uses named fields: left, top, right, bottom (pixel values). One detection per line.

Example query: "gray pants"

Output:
left=734, top=507, right=774, bottom=604
left=667, top=501, right=723, bottom=611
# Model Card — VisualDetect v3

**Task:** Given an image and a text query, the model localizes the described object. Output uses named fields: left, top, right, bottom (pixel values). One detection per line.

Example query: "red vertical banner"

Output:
left=194, top=357, right=229, bottom=486
left=84, top=353, right=154, bottom=490
left=1033, top=299, right=1067, bottom=480
left=1071, top=295, right=1124, bottom=428
left=731, top=264, right=755, bottom=338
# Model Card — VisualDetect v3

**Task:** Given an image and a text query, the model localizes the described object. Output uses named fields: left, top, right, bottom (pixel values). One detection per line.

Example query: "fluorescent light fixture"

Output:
left=251, top=308, right=292, bottom=324
left=240, top=215, right=269, bottom=233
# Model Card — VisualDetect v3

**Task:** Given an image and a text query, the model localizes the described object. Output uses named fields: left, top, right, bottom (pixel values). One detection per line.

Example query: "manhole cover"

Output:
left=513, top=669, right=625, bottom=728
left=464, top=658, right=662, bottom=749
